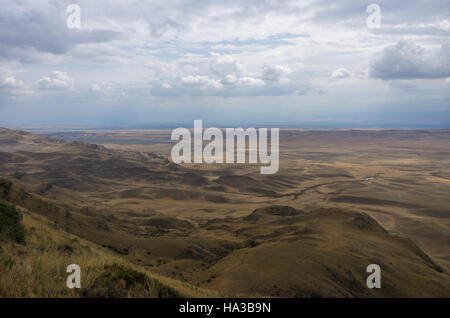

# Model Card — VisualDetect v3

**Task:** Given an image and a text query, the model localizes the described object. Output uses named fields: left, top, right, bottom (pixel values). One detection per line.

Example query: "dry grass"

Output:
left=2, top=128, right=450, bottom=297
left=0, top=209, right=216, bottom=298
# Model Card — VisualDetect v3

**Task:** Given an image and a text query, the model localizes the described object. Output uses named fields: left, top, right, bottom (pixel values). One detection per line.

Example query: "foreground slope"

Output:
left=0, top=183, right=215, bottom=297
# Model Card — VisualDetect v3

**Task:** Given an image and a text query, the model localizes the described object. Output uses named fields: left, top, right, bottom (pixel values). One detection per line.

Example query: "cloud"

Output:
left=1, top=0, right=449, bottom=127
left=205, top=53, right=266, bottom=89
left=0, top=76, right=24, bottom=89
left=331, top=68, right=351, bottom=79
left=38, top=71, right=73, bottom=90
left=91, top=81, right=112, bottom=92
left=0, top=70, right=31, bottom=96
left=262, top=65, right=291, bottom=82
left=221, top=74, right=265, bottom=86
left=370, top=41, right=450, bottom=80
left=0, top=2, right=120, bottom=63
left=180, top=75, right=223, bottom=89
left=210, top=53, right=245, bottom=76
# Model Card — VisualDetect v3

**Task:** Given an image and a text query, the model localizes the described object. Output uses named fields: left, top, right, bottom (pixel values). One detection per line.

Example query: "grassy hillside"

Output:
left=0, top=200, right=216, bottom=297
left=199, top=206, right=449, bottom=297
left=1, top=177, right=449, bottom=297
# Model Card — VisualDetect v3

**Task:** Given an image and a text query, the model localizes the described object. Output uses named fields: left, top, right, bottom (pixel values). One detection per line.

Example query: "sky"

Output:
left=0, top=0, right=449, bottom=128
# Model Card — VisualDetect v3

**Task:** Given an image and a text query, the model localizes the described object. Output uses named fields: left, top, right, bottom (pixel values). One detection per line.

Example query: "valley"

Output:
left=1, top=127, right=450, bottom=297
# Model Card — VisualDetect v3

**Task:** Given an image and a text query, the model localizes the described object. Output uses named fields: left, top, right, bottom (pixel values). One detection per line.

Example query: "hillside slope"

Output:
left=198, top=206, right=449, bottom=297
left=0, top=187, right=216, bottom=297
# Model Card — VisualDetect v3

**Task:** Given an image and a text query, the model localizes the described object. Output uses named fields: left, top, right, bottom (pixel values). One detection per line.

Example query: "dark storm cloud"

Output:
left=370, top=41, right=450, bottom=80
left=0, top=1, right=120, bottom=62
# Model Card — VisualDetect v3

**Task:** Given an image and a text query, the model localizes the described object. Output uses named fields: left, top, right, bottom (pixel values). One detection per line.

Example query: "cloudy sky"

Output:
left=0, top=0, right=449, bottom=128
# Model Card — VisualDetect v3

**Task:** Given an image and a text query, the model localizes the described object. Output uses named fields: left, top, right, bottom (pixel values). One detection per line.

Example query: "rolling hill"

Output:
left=1, top=127, right=450, bottom=297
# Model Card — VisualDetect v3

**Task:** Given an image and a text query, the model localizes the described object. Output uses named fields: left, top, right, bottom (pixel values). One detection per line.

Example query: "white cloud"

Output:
left=91, top=81, right=112, bottom=92
left=221, top=74, right=265, bottom=87
left=331, top=68, right=351, bottom=79
left=38, top=71, right=73, bottom=90
left=262, top=65, right=291, bottom=82
left=221, top=74, right=238, bottom=85
left=210, top=53, right=245, bottom=77
left=180, top=75, right=223, bottom=89
left=237, top=76, right=265, bottom=86
left=0, top=71, right=32, bottom=96
left=0, top=76, right=24, bottom=89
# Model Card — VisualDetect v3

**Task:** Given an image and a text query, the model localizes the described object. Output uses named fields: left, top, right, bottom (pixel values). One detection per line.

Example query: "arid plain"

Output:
left=1, top=127, right=450, bottom=297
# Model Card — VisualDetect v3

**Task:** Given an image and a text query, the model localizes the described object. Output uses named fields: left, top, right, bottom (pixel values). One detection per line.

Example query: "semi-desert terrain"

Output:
left=1, top=127, right=450, bottom=297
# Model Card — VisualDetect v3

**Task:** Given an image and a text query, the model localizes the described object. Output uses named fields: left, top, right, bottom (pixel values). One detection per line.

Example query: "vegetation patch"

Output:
left=0, top=202, right=26, bottom=244
left=83, top=263, right=179, bottom=298
left=0, top=178, right=12, bottom=201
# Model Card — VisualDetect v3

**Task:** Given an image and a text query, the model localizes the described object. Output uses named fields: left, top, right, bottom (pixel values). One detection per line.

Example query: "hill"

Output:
left=0, top=181, right=216, bottom=297
left=199, top=206, right=448, bottom=297
left=1, top=127, right=450, bottom=297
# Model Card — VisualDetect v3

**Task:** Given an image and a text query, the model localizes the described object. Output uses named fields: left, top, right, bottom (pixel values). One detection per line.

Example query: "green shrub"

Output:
left=0, top=202, right=26, bottom=243
left=0, top=178, right=12, bottom=201
left=82, top=263, right=180, bottom=298
left=83, top=263, right=149, bottom=297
